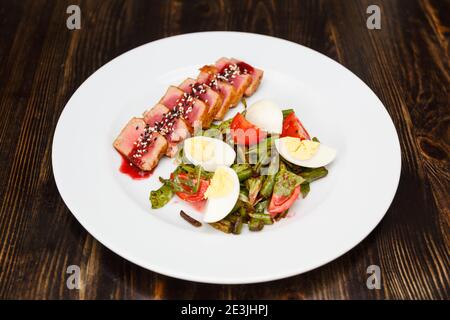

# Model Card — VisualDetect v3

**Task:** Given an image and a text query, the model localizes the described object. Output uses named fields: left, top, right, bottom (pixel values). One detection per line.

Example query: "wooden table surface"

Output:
left=0, top=0, right=448, bottom=300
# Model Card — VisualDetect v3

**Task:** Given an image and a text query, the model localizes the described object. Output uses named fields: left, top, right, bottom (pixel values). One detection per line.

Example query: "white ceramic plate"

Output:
left=52, top=32, right=401, bottom=284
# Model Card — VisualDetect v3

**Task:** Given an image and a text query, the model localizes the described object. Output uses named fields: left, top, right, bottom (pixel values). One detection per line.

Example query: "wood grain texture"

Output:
left=0, top=0, right=448, bottom=299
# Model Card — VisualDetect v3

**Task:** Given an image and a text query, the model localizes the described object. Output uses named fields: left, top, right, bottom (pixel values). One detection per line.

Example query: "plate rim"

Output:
left=52, top=31, right=401, bottom=284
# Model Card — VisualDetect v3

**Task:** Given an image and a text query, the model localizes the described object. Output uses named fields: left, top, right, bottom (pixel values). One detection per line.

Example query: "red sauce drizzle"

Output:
left=175, top=93, right=195, bottom=121
left=189, top=200, right=206, bottom=213
left=219, top=62, right=254, bottom=76
left=172, top=195, right=206, bottom=212
left=119, top=91, right=199, bottom=179
left=236, top=61, right=254, bottom=74
left=187, top=82, right=209, bottom=106
left=119, top=154, right=152, bottom=180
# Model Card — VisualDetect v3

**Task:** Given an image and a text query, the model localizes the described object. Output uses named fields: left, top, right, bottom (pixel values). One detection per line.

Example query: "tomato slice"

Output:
left=230, top=112, right=267, bottom=146
left=268, top=185, right=301, bottom=216
left=172, top=173, right=210, bottom=203
left=281, top=112, right=311, bottom=140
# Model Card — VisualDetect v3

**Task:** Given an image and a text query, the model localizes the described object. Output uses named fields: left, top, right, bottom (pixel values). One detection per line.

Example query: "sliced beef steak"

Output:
left=143, top=104, right=192, bottom=157
left=159, top=86, right=209, bottom=129
left=197, top=66, right=237, bottom=120
left=215, top=57, right=252, bottom=104
left=114, top=58, right=263, bottom=175
left=179, top=78, right=222, bottom=126
left=229, top=58, right=264, bottom=96
left=113, top=117, right=168, bottom=171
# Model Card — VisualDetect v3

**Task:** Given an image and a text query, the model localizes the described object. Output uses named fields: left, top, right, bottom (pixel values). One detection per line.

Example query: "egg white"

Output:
left=245, top=100, right=283, bottom=134
left=203, top=166, right=240, bottom=223
left=183, top=136, right=236, bottom=172
left=275, top=138, right=337, bottom=168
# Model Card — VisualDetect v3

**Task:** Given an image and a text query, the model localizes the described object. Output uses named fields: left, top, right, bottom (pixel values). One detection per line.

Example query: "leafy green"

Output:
left=300, top=182, right=310, bottom=198
left=300, top=167, right=328, bottom=183
left=150, top=183, right=174, bottom=209
left=272, top=163, right=305, bottom=197
left=245, top=176, right=263, bottom=205
left=280, top=159, right=302, bottom=175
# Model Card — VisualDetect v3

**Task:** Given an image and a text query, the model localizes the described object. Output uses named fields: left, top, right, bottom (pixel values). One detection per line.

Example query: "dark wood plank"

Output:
left=0, top=0, right=448, bottom=299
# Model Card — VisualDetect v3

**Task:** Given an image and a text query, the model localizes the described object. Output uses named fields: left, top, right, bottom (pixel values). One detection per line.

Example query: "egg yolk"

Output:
left=282, top=137, right=320, bottom=160
left=188, top=138, right=215, bottom=162
left=204, top=167, right=233, bottom=199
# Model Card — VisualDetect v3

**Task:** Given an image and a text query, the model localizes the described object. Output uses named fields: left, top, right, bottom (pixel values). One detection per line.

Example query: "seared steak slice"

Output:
left=229, top=58, right=264, bottom=96
left=143, top=104, right=192, bottom=157
left=197, top=66, right=237, bottom=120
left=215, top=57, right=252, bottom=104
left=113, top=117, right=168, bottom=171
left=179, top=78, right=222, bottom=126
left=159, top=86, right=209, bottom=129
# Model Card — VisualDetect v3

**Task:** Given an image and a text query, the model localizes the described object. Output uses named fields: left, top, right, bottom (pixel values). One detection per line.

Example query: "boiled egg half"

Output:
left=183, top=136, right=236, bottom=172
left=245, top=99, right=283, bottom=134
left=275, top=137, right=337, bottom=168
left=203, top=166, right=240, bottom=223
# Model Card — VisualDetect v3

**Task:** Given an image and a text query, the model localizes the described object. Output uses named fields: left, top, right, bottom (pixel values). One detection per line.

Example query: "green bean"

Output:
left=260, top=174, right=275, bottom=198
left=226, top=214, right=238, bottom=223
left=254, top=200, right=269, bottom=213
left=242, top=97, right=248, bottom=109
left=282, top=109, right=294, bottom=118
left=232, top=164, right=253, bottom=182
left=172, top=172, right=194, bottom=190
left=209, top=123, right=220, bottom=130
left=175, top=147, right=184, bottom=164
left=247, top=136, right=273, bottom=154
left=192, top=166, right=202, bottom=193
left=180, top=164, right=196, bottom=173
left=254, top=151, right=270, bottom=173
left=179, top=164, right=213, bottom=180
left=300, top=167, right=328, bottom=183
left=180, top=210, right=202, bottom=227
left=312, top=137, right=320, bottom=143
left=230, top=200, right=242, bottom=214
left=218, top=117, right=233, bottom=133
left=210, top=220, right=232, bottom=233
left=248, top=218, right=265, bottom=231
left=201, top=127, right=222, bottom=139
left=239, top=207, right=248, bottom=220
left=249, top=213, right=274, bottom=225
left=232, top=217, right=243, bottom=235
left=238, top=189, right=250, bottom=204
left=150, top=183, right=174, bottom=209
left=246, top=176, right=263, bottom=205
left=236, top=145, right=247, bottom=163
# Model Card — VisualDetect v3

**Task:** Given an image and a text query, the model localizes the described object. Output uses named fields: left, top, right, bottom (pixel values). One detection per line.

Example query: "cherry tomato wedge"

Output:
left=268, top=185, right=301, bottom=216
left=230, top=112, right=267, bottom=146
left=172, top=173, right=210, bottom=203
left=281, top=112, right=311, bottom=140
